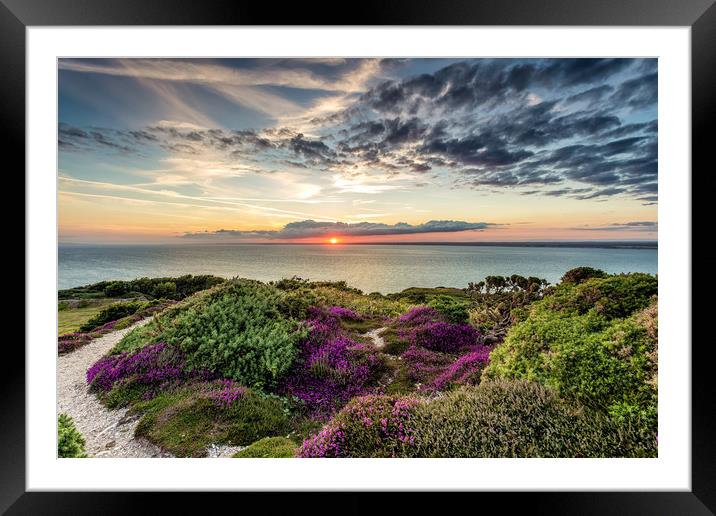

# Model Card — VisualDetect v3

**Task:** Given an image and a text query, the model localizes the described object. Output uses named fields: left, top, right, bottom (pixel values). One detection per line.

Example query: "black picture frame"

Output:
left=5, top=0, right=712, bottom=513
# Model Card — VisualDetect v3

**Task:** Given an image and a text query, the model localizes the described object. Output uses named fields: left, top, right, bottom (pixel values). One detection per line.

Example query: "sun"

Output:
left=329, top=237, right=339, bottom=245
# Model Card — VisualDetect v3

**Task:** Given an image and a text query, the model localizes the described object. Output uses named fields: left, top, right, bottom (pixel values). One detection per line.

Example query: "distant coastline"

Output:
left=59, top=240, right=658, bottom=250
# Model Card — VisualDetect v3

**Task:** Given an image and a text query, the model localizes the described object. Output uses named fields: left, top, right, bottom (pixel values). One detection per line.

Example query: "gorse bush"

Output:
left=116, top=280, right=308, bottom=389
left=163, top=280, right=306, bottom=388
left=279, top=283, right=410, bottom=319
left=485, top=273, right=658, bottom=425
left=538, top=272, right=657, bottom=320
left=58, top=413, right=87, bottom=458
left=427, top=295, right=471, bottom=323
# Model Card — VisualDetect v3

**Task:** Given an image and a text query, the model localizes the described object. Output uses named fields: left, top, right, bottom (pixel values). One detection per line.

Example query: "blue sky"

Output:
left=58, top=58, right=657, bottom=243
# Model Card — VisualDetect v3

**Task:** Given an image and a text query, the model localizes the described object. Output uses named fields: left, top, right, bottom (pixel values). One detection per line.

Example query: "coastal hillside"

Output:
left=58, top=269, right=658, bottom=458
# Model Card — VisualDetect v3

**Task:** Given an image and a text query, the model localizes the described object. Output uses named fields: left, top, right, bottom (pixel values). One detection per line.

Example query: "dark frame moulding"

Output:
left=5, top=0, right=712, bottom=513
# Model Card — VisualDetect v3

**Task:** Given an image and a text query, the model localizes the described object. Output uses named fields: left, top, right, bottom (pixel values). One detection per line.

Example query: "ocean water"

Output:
left=58, top=244, right=657, bottom=294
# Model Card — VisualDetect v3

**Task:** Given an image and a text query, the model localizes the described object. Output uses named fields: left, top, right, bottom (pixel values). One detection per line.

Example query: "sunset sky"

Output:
left=58, top=58, right=657, bottom=244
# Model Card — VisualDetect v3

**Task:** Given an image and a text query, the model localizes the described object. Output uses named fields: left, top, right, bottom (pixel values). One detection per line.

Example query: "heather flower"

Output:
left=427, top=347, right=492, bottom=391
left=397, top=306, right=441, bottom=326
left=296, top=423, right=347, bottom=458
left=86, top=342, right=209, bottom=393
left=327, top=306, right=361, bottom=320
left=280, top=314, right=383, bottom=419
left=406, top=321, right=482, bottom=352
left=401, top=346, right=454, bottom=384
left=204, top=379, right=249, bottom=408
left=58, top=333, right=93, bottom=355
left=297, top=395, right=420, bottom=458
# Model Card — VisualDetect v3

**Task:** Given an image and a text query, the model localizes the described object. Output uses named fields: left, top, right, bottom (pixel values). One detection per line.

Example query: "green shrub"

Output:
left=427, top=295, right=471, bottom=323
left=540, top=273, right=657, bottom=320
left=59, top=275, right=226, bottom=300
left=561, top=266, right=608, bottom=285
left=79, top=300, right=150, bottom=332
left=485, top=273, right=657, bottom=423
left=134, top=385, right=292, bottom=457
left=280, top=285, right=410, bottom=319
left=103, top=280, right=131, bottom=297
left=404, top=381, right=656, bottom=458
left=152, top=281, right=177, bottom=299
left=233, top=437, right=297, bottom=458
left=387, top=287, right=469, bottom=304
left=115, top=279, right=307, bottom=389
left=58, top=413, right=87, bottom=458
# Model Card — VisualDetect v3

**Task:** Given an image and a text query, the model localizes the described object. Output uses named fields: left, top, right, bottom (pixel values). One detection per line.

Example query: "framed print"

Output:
left=6, top=0, right=713, bottom=513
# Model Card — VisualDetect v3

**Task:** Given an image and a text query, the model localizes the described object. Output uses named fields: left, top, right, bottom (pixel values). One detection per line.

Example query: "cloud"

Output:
left=60, top=58, right=658, bottom=203
left=183, top=219, right=496, bottom=240
left=571, top=221, right=658, bottom=231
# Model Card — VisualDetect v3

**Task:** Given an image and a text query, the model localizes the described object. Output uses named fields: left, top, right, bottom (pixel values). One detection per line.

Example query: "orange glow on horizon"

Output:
left=329, top=237, right=339, bottom=244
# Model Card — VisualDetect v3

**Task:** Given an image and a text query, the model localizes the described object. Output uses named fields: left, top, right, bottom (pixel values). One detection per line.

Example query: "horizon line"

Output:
left=59, top=240, right=658, bottom=249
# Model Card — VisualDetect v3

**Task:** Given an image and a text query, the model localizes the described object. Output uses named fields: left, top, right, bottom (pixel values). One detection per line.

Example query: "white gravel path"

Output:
left=363, top=327, right=387, bottom=349
left=57, top=319, right=173, bottom=458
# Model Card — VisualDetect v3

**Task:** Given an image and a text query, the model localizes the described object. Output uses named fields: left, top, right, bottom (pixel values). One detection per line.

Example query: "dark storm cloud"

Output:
left=360, top=59, right=638, bottom=115
left=609, top=73, right=658, bottom=110
left=183, top=219, right=496, bottom=240
left=565, top=84, right=614, bottom=105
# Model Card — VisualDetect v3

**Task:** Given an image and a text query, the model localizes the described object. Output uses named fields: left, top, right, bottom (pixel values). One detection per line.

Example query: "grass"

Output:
left=382, top=359, right=416, bottom=395
left=378, top=326, right=411, bottom=356
left=340, top=317, right=386, bottom=334
left=233, top=437, right=298, bottom=458
left=57, top=299, right=116, bottom=335
left=132, top=385, right=292, bottom=457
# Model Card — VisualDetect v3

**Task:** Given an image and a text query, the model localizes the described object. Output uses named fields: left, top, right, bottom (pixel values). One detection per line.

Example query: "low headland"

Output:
left=57, top=267, right=658, bottom=458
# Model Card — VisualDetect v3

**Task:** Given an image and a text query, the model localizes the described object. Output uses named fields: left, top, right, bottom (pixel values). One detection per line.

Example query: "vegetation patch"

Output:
left=58, top=413, right=87, bottom=458
left=405, top=381, right=656, bottom=458
left=59, top=300, right=176, bottom=355
left=59, top=274, right=225, bottom=300
left=58, top=298, right=116, bottom=336
left=233, top=437, right=298, bottom=458
left=485, top=273, right=658, bottom=426
left=133, top=382, right=291, bottom=457
left=114, top=279, right=307, bottom=389
left=70, top=270, right=657, bottom=459
left=279, top=307, right=387, bottom=420
left=298, top=381, right=656, bottom=458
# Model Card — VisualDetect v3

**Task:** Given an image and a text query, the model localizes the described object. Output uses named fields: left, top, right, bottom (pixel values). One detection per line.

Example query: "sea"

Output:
left=58, top=243, right=657, bottom=294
